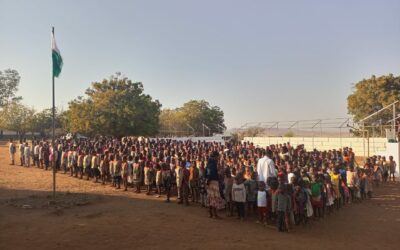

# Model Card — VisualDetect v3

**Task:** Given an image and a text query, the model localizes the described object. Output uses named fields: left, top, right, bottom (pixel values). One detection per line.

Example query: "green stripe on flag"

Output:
left=52, top=49, right=63, bottom=78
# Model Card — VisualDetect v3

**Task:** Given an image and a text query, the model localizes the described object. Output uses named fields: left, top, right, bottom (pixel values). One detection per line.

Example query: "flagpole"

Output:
left=52, top=26, right=56, bottom=199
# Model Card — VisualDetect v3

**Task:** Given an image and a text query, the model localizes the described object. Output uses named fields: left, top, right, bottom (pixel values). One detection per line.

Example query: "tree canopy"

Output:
left=66, top=73, right=161, bottom=136
left=0, top=69, right=22, bottom=108
left=159, top=100, right=225, bottom=136
left=347, top=74, right=400, bottom=125
left=0, top=102, right=35, bottom=136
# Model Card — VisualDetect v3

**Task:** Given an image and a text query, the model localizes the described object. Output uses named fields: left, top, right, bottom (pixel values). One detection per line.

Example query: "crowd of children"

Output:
left=8, top=137, right=397, bottom=232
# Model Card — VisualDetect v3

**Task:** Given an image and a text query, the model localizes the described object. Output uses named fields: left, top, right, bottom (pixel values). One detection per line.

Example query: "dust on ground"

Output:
left=1, top=141, right=399, bottom=250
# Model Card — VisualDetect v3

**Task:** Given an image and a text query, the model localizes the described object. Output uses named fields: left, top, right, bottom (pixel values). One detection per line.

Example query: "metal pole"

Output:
left=393, top=103, right=396, bottom=134
left=52, top=27, right=56, bottom=199
left=367, top=130, right=370, bottom=157
left=362, top=121, right=365, bottom=163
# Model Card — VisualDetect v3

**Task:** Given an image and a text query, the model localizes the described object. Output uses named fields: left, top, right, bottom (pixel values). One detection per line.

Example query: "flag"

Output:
left=51, top=31, right=63, bottom=78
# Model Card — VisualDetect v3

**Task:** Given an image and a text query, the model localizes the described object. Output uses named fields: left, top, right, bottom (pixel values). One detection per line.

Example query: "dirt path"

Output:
left=0, top=142, right=399, bottom=250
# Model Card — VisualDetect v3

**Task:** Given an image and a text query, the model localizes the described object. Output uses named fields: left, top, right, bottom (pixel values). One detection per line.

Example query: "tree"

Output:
left=0, top=69, right=22, bottom=107
left=66, top=73, right=161, bottom=136
left=347, top=74, right=400, bottom=126
left=159, top=100, right=226, bottom=136
left=0, top=102, right=35, bottom=137
left=30, top=108, right=66, bottom=137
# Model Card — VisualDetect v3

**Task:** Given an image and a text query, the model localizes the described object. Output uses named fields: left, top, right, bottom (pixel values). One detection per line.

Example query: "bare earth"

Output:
left=0, top=142, right=399, bottom=250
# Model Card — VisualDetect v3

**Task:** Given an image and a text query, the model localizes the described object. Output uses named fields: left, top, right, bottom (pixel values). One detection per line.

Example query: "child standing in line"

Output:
left=388, top=156, right=396, bottom=181
left=84, top=152, right=92, bottom=180
left=330, top=168, right=341, bottom=210
left=232, top=174, right=246, bottom=220
left=144, top=161, right=153, bottom=195
left=325, top=176, right=335, bottom=213
left=224, top=168, right=234, bottom=216
left=61, top=149, right=68, bottom=174
left=346, top=166, right=356, bottom=203
left=127, top=155, right=133, bottom=187
left=161, top=163, right=172, bottom=202
left=156, top=164, right=162, bottom=198
left=19, top=140, right=24, bottom=166
left=102, top=154, right=110, bottom=185
left=293, top=183, right=307, bottom=225
left=275, top=185, right=290, bottom=232
left=77, top=151, right=84, bottom=179
left=310, top=175, right=323, bottom=219
left=270, top=187, right=278, bottom=223
left=121, top=156, right=129, bottom=191
left=244, top=172, right=258, bottom=216
left=175, top=160, right=184, bottom=203
left=199, top=162, right=208, bottom=207
left=114, top=155, right=122, bottom=189
left=132, top=157, right=142, bottom=193
left=257, top=181, right=268, bottom=225
left=9, top=139, right=16, bottom=165
left=91, top=152, right=99, bottom=183
left=181, top=161, right=190, bottom=206
left=189, top=161, right=200, bottom=203
left=109, top=154, right=115, bottom=186
left=304, top=181, right=314, bottom=219
left=360, top=169, right=367, bottom=199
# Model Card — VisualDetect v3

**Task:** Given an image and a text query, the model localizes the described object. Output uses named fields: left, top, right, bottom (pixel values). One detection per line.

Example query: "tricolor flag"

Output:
left=51, top=30, right=63, bottom=78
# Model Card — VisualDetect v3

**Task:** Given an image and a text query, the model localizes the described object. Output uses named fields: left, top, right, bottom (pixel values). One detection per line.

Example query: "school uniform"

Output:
left=19, top=143, right=25, bottom=166
left=232, top=182, right=246, bottom=218
left=9, top=142, right=16, bottom=165
left=23, top=145, right=30, bottom=167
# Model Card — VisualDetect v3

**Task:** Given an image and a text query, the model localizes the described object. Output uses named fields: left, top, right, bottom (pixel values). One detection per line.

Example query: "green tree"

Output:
left=0, top=102, right=35, bottom=137
left=0, top=69, right=22, bottom=107
left=159, top=100, right=226, bottom=136
left=347, top=74, right=400, bottom=125
left=30, top=108, right=65, bottom=137
left=67, top=73, right=161, bottom=136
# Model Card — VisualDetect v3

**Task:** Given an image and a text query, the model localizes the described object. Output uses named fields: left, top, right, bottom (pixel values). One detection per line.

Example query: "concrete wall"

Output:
left=243, top=137, right=387, bottom=156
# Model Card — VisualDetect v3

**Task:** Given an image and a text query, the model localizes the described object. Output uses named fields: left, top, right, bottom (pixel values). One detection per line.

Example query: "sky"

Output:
left=1, top=0, right=400, bottom=128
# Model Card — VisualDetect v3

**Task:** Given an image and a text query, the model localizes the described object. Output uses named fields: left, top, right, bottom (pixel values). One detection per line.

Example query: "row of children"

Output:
left=8, top=137, right=396, bottom=232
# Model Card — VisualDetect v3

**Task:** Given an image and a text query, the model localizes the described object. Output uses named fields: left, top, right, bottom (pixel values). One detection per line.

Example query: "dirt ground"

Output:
left=1, top=141, right=399, bottom=250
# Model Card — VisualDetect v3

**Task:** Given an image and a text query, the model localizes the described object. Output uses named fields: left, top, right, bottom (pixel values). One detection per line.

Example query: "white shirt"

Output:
left=34, top=145, right=40, bottom=155
left=257, top=156, right=277, bottom=184
left=9, top=143, right=15, bottom=154
left=232, top=183, right=246, bottom=202
left=257, top=190, right=267, bottom=207
left=288, top=172, right=295, bottom=184
left=24, top=146, right=30, bottom=157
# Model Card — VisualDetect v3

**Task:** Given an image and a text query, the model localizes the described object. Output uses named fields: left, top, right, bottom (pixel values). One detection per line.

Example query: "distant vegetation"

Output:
left=0, top=70, right=226, bottom=137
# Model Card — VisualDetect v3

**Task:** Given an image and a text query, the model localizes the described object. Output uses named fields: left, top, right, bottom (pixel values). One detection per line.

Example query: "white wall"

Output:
left=243, top=137, right=387, bottom=156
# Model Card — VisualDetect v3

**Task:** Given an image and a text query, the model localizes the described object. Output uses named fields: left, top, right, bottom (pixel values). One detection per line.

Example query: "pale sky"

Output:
left=1, top=0, right=400, bottom=128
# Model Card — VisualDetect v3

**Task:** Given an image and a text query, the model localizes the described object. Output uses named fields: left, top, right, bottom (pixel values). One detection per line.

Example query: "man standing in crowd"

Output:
left=257, top=149, right=277, bottom=189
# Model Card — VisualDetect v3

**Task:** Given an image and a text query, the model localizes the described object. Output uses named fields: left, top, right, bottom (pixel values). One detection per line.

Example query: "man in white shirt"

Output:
left=257, top=149, right=277, bottom=190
